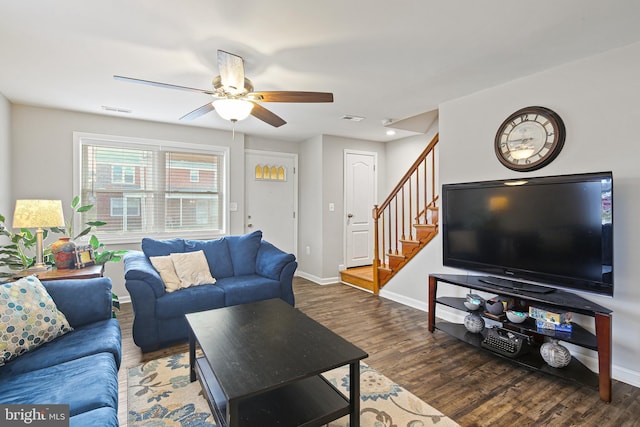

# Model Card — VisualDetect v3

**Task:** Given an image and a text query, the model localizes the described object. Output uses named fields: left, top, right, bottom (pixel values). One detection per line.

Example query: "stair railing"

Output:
left=372, top=133, right=439, bottom=294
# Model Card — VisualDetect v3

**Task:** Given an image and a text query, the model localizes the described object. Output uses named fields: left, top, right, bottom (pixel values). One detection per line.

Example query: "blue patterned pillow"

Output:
left=0, top=275, right=73, bottom=365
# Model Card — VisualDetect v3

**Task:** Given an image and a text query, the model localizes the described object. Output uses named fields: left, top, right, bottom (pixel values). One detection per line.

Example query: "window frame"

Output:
left=73, top=132, right=230, bottom=244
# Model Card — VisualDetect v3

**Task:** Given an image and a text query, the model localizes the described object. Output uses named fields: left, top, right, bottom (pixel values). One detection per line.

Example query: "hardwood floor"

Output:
left=117, top=277, right=640, bottom=426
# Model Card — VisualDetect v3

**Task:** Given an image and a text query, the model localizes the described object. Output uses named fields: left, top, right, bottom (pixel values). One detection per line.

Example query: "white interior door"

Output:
left=245, top=150, right=297, bottom=255
left=344, top=150, right=377, bottom=268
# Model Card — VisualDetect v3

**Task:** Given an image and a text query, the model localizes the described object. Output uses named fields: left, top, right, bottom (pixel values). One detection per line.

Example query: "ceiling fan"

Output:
left=114, top=50, right=334, bottom=128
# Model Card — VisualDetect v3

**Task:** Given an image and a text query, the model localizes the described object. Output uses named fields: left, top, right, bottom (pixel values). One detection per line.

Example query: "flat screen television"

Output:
left=442, top=171, right=613, bottom=296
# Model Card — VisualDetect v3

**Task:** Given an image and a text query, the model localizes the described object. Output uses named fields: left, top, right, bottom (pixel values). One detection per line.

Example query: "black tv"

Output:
left=442, top=172, right=613, bottom=296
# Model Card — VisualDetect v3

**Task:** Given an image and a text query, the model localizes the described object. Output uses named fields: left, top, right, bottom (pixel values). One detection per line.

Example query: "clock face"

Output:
left=495, top=106, right=565, bottom=171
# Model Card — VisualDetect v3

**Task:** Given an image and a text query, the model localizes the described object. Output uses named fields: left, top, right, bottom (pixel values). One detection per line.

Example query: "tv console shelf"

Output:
left=428, top=274, right=613, bottom=402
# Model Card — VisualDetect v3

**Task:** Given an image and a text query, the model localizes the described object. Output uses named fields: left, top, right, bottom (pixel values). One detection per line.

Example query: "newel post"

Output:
left=372, top=205, right=380, bottom=295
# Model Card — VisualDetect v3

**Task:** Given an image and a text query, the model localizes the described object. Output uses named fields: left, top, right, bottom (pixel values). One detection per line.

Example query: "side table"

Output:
left=14, top=264, right=105, bottom=281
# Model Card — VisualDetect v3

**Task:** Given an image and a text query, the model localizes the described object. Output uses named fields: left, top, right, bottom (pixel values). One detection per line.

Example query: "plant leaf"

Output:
left=86, top=221, right=107, bottom=227
left=71, top=196, right=80, bottom=208
left=76, top=205, right=93, bottom=213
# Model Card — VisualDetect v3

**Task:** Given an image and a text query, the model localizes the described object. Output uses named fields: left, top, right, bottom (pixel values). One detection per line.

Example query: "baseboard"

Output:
left=379, top=289, right=430, bottom=312
left=295, top=271, right=340, bottom=285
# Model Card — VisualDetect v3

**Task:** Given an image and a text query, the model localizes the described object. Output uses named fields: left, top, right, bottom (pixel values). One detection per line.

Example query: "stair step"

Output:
left=399, top=239, right=420, bottom=255
left=387, top=253, right=405, bottom=269
left=414, top=223, right=437, bottom=241
left=340, top=266, right=374, bottom=292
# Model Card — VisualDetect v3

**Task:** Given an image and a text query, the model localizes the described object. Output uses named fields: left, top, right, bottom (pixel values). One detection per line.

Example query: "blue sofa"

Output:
left=0, top=277, right=122, bottom=427
left=123, top=230, right=297, bottom=352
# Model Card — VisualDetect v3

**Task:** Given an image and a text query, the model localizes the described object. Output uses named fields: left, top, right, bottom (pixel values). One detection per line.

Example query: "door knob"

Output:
left=347, top=213, right=354, bottom=218
left=247, top=223, right=253, bottom=228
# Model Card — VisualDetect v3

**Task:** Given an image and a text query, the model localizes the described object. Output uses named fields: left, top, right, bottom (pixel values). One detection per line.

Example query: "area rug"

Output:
left=128, top=352, right=459, bottom=427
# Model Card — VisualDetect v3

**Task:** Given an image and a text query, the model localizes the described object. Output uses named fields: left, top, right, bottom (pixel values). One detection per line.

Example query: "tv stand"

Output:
left=478, top=277, right=556, bottom=294
left=428, top=274, right=613, bottom=402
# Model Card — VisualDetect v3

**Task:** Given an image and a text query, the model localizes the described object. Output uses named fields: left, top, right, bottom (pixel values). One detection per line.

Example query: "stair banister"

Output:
left=371, top=133, right=439, bottom=294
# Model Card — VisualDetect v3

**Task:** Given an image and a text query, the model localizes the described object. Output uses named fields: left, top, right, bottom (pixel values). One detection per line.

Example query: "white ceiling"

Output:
left=2, top=1, right=640, bottom=142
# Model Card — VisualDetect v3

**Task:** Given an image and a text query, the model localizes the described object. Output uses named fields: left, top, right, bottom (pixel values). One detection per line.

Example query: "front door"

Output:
left=344, top=150, right=377, bottom=268
left=245, top=150, right=297, bottom=255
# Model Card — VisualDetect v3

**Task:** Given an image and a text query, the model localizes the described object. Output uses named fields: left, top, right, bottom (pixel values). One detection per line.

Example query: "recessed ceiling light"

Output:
left=386, top=129, right=396, bottom=136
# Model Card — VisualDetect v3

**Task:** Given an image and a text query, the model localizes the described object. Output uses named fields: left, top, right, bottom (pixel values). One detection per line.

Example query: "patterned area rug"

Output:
left=128, top=353, right=459, bottom=427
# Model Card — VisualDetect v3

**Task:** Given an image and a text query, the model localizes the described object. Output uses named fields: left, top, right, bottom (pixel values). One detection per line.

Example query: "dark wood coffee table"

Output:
left=186, top=298, right=368, bottom=427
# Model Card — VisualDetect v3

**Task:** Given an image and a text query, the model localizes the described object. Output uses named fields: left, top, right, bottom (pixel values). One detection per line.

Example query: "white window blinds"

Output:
left=76, top=134, right=226, bottom=240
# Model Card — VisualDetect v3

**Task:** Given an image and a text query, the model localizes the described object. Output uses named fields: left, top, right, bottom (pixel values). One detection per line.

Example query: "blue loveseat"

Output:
left=0, top=277, right=122, bottom=427
left=123, top=230, right=297, bottom=352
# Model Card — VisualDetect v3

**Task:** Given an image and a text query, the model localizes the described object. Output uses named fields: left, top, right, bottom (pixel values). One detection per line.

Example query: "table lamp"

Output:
left=13, top=199, right=66, bottom=272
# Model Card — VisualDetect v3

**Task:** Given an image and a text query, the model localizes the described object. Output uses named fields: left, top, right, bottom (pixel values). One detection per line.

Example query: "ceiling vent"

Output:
left=101, top=105, right=132, bottom=114
left=341, top=114, right=365, bottom=122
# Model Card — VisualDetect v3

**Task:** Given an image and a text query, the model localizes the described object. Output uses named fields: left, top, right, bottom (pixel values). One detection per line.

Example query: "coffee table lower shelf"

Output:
left=196, top=357, right=351, bottom=427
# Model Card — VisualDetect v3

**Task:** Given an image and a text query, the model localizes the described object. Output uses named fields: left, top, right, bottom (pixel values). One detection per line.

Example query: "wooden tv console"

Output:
left=428, top=274, right=612, bottom=402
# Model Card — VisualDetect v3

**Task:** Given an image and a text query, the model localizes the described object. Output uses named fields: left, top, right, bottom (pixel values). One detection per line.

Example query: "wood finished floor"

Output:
left=117, top=277, right=640, bottom=427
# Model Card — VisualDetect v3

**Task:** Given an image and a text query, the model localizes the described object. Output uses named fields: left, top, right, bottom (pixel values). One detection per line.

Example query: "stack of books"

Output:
left=529, top=306, right=573, bottom=333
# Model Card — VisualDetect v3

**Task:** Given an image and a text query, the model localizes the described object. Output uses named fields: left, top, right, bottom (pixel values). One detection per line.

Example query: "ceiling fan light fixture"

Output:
left=213, top=99, right=254, bottom=122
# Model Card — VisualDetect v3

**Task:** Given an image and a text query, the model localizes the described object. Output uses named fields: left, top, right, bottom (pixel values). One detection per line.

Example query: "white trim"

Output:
left=245, top=149, right=298, bottom=257
left=379, top=289, right=431, bottom=313
left=296, top=271, right=340, bottom=285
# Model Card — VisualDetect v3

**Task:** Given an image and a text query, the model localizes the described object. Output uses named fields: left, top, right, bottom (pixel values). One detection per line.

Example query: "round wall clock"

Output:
left=494, top=106, right=566, bottom=172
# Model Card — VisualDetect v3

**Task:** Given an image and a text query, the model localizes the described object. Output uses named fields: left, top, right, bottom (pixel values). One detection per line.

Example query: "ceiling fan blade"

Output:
left=114, top=75, right=215, bottom=95
left=250, top=103, right=286, bottom=127
left=250, top=91, right=334, bottom=103
left=180, top=103, right=215, bottom=121
left=217, top=50, right=245, bottom=93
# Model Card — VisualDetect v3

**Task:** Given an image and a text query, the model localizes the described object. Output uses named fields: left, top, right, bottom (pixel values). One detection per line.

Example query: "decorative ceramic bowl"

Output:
left=506, top=310, right=528, bottom=323
left=464, top=294, right=483, bottom=311
left=464, top=300, right=480, bottom=310
left=485, top=297, right=504, bottom=315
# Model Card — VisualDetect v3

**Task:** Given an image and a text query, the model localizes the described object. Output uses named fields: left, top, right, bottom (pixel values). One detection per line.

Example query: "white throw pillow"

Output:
left=150, top=255, right=182, bottom=293
left=170, top=251, right=216, bottom=289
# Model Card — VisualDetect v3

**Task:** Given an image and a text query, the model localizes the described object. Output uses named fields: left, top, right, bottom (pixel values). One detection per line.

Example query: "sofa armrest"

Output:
left=124, top=250, right=166, bottom=298
left=256, top=241, right=296, bottom=280
left=43, top=277, right=113, bottom=328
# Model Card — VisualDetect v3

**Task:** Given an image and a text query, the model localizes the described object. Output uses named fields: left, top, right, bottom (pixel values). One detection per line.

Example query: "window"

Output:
left=74, top=133, right=228, bottom=241
left=111, top=165, right=135, bottom=184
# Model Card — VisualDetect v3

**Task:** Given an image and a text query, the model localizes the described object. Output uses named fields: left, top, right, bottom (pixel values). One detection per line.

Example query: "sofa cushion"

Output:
left=150, top=255, right=182, bottom=292
left=185, top=237, right=234, bottom=279
left=0, top=318, right=122, bottom=378
left=170, top=251, right=216, bottom=288
left=215, top=275, right=282, bottom=306
left=0, top=352, right=118, bottom=416
left=225, top=230, right=262, bottom=276
left=0, top=276, right=73, bottom=366
left=155, top=284, right=226, bottom=319
left=142, top=237, right=185, bottom=258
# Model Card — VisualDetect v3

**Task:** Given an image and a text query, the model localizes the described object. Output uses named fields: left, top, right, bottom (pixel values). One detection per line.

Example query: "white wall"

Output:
left=0, top=94, right=10, bottom=219
left=9, top=105, right=251, bottom=298
left=385, top=41, right=640, bottom=387
left=383, top=119, right=439, bottom=196
left=298, top=135, right=324, bottom=280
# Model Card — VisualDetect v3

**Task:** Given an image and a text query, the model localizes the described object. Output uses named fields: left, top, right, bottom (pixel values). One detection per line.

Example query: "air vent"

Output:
left=101, top=105, right=132, bottom=114
left=341, top=114, right=365, bottom=122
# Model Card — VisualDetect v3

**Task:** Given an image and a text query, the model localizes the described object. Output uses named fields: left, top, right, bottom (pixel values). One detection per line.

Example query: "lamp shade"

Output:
left=13, top=200, right=65, bottom=229
left=213, top=99, right=254, bottom=122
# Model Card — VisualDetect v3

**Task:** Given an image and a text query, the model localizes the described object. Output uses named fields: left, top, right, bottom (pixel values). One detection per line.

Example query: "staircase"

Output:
left=340, top=133, right=439, bottom=294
